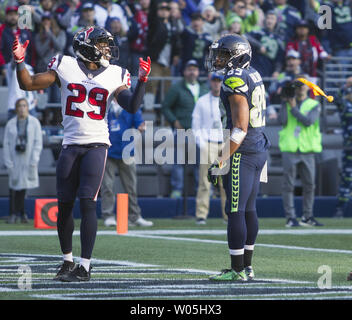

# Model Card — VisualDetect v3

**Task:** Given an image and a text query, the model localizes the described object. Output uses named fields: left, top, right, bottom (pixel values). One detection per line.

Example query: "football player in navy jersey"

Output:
left=206, top=34, right=270, bottom=281
left=13, top=26, right=151, bottom=282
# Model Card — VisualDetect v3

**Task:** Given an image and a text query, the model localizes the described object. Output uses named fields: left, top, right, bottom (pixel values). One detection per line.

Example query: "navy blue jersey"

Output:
left=221, top=66, right=270, bottom=154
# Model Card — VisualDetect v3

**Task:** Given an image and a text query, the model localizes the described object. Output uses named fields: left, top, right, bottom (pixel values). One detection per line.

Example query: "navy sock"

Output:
left=57, top=201, right=75, bottom=254
left=80, top=198, right=97, bottom=259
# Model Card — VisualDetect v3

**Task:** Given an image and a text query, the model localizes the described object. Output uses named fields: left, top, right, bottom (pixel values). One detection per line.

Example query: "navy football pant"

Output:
left=56, top=144, right=108, bottom=259
left=222, top=152, right=267, bottom=251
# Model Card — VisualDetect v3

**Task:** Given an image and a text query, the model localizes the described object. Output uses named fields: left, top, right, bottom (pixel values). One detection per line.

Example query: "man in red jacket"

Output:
left=286, top=20, right=330, bottom=77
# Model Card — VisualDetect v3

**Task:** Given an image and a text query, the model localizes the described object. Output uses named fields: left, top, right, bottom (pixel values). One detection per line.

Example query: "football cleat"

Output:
left=53, top=260, right=77, bottom=281
left=59, top=265, right=92, bottom=282
left=245, top=266, right=255, bottom=280
left=209, top=269, right=248, bottom=281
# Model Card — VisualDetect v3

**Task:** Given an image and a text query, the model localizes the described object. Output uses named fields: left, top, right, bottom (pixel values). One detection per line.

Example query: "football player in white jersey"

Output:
left=13, top=26, right=151, bottom=282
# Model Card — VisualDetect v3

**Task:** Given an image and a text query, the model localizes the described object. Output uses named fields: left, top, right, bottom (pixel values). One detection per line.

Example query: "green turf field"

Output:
left=0, top=217, right=352, bottom=300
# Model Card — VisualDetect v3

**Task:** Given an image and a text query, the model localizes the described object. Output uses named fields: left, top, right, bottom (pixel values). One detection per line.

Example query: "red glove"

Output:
left=138, top=56, right=151, bottom=82
left=12, top=35, right=29, bottom=64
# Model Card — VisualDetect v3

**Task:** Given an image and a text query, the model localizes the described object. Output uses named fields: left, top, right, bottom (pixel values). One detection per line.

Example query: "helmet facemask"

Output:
left=73, top=27, right=119, bottom=68
left=206, top=37, right=252, bottom=72
left=206, top=47, right=232, bottom=73
left=92, top=36, right=119, bottom=67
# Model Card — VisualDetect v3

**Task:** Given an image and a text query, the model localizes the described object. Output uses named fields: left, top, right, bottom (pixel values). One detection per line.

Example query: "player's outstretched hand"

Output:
left=12, top=35, right=29, bottom=64
left=138, top=56, right=151, bottom=83
left=207, top=160, right=226, bottom=186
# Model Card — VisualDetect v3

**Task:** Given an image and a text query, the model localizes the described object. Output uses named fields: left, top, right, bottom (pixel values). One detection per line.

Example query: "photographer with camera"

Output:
left=3, top=98, right=43, bottom=224
left=278, top=76, right=323, bottom=228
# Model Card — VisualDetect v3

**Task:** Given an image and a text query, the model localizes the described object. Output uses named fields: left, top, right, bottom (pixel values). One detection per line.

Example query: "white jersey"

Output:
left=47, top=54, right=131, bottom=146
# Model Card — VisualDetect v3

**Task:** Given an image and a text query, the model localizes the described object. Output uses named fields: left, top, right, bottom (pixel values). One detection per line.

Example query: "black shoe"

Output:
left=53, top=260, right=77, bottom=281
left=20, top=214, right=29, bottom=224
left=6, top=215, right=17, bottom=224
left=60, top=265, right=92, bottom=282
left=300, top=217, right=324, bottom=227
left=196, top=218, right=206, bottom=225
left=333, top=208, right=344, bottom=219
left=285, top=218, right=300, bottom=227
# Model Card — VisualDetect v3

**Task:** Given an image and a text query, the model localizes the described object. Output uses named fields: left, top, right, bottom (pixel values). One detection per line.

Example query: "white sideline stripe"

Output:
left=1, top=229, right=352, bottom=236
left=123, top=233, right=352, bottom=255
left=1, top=230, right=352, bottom=255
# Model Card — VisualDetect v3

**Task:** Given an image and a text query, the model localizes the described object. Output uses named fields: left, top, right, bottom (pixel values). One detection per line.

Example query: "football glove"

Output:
left=12, top=35, right=29, bottom=64
left=138, top=56, right=151, bottom=82
left=207, top=159, right=226, bottom=186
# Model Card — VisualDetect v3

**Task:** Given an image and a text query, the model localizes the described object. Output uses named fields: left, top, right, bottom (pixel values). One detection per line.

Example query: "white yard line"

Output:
left=1, top=228, right=352, bottom=237
left=1, top=229, right=352, bottom=255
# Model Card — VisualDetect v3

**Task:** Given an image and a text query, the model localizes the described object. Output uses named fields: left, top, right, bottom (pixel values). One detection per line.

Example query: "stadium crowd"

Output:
left=1, top=0, right=350, bottom=106
left=1, top=0, right=352, bottom=223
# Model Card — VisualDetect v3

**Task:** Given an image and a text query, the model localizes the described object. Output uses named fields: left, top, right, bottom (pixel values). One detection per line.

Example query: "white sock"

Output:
left=63, top=252, right=73, bottom=262
left=80, top=258, right=90, bottom=272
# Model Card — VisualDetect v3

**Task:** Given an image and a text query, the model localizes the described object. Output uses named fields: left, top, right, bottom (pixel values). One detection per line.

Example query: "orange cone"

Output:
left=116, top=193, right=128, bottom=234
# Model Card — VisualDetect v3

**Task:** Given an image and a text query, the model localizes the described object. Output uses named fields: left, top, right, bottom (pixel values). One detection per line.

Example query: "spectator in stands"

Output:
left=246, top=10, right=285, bottom=78
left=180, top=11, right=212, bottom=76
left=225, top=14, right=243, bottom=35
left=32, top=0, right=57, bottom=27
left=286, top=20, right=330, bottom=78
left=34, top=13, right=66, bottom=74
left=100, top=102, right=153, bottom=227
left=3, top=98, right=43, bottom=224
left=192, top=72, right=226, bottom=225
left=169, top=1, right=184, bottom=77
left=261, top=0, right=302, bottom=42
left=7, top=60, right=38, bottom=119
left=35, top=13, right=66, bottom=124
left=321, top=0, right=352, bottom=68
left=0, top=6, right=35, bottom=77
left=333, top=77, right=352, bottom=218
left=94, top=0, right=129, bottom=32
left=106, top=7, right=138, bottom=70
left=178, top=0, right=198, bottom=25
left=129, top=0, right=150, bottom=77
left=161, top=60, right=208, bottom=198
left=278, top=76, right=323, bottom=227
left=69, top=2, right=96, bottom=34
left=268, top=49, right=302, bottom=104
left=225, top=0, right=260, bottom=34
left=201, top=5, right=225, bottom=41
left=54, top=0, right=81, bottom=30
left=145, top=0, right=181, bottom=110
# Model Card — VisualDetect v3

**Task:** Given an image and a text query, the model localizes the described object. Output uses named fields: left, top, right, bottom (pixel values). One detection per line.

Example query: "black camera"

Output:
left=15, top=137, right=26, bottom=153
left=281, top=81, right=298, bottom=99
left=281, top=79, right=305, bottom=99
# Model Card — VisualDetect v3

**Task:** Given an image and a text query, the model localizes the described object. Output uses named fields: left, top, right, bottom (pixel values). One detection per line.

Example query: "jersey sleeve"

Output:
left=47, top=54, right=63, bottom=73
left=222, top=70, right=250, bottom=99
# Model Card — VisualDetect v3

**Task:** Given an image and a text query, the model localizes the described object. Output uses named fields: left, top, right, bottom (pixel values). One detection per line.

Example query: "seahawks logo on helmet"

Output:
left=206, top=34, right=252, bottom=73
left=73, top=26, right=119, bottom=67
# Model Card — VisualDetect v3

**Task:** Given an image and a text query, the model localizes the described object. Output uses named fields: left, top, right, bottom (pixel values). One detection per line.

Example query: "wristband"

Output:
left=16, top=62, right=25, bottom=71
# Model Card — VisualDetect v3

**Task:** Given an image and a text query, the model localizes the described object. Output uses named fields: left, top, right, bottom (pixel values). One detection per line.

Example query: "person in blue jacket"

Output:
left=100, top=103, right=154, bottom=227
